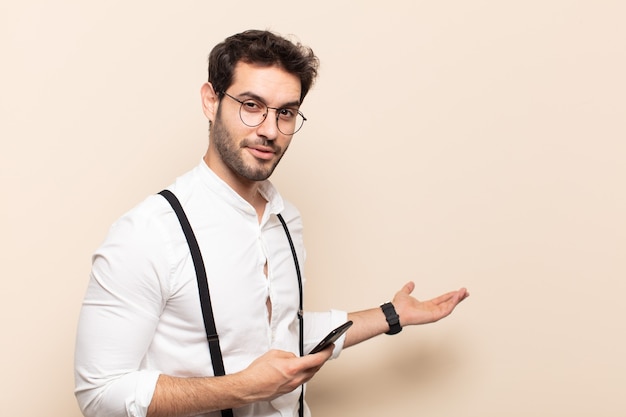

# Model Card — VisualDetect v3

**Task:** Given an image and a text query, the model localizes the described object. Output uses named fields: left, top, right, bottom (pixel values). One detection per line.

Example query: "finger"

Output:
left=400, top=281, right=415, bottom=295
left=460, top=287, right=470, bottom=299
left=301, top=346, right=333, bottom=367
left=452, top=288, right=469, bottom=304
left=444, top=289, right=470, bottom=310
left=430, top=291, right=459, bottom=305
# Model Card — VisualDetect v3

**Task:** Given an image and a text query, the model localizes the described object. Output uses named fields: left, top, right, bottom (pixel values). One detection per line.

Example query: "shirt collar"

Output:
left=197, top=159, right=285, bottom=219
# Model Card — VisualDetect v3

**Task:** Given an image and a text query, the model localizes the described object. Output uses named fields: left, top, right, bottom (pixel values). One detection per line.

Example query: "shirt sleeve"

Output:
left=303, top=309, right=349, bottom=358
left=75, top=201, right=172, bottom=417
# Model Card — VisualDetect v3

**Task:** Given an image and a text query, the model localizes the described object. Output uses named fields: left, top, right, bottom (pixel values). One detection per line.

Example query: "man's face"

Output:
left=204, top=61, right=302, bottom=185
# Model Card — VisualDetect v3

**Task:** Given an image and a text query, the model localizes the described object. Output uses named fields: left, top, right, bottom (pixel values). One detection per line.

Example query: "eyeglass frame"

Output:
left=220, top=91, right=307, bottom=135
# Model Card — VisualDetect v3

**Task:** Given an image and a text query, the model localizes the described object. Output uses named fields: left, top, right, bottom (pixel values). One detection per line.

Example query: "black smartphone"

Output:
left=308, top=320, right=353, bottom=354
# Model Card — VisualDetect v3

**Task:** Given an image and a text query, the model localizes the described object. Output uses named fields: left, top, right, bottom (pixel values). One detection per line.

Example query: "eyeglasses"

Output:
left=221, top=91, right=307, bottom=135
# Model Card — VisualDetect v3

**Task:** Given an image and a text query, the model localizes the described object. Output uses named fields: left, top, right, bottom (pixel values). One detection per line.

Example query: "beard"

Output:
left=211, top=108, right=288, bottom=182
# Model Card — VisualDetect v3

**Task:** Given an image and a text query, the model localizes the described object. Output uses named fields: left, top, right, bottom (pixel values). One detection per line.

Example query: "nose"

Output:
left=255, top=109, right=280, bottom=140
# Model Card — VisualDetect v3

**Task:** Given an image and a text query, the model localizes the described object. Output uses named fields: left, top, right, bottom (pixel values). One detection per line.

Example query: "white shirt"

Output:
left=74, top=161, right=347, bottom=417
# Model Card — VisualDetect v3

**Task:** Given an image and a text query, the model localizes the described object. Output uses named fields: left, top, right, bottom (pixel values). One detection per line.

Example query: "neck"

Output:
left=203, top=154, right=267, bottom=221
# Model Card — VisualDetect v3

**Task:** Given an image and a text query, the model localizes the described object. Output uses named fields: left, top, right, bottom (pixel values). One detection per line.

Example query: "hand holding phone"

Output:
left=308, top=320, right=353, bottom=354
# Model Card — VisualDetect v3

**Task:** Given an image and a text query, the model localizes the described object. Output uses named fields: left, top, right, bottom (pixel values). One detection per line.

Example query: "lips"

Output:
left=246, top=144, right=277, bottom=160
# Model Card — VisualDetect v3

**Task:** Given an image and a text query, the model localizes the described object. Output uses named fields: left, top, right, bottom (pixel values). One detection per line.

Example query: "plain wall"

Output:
left=2, top=1, right=625, bottom=416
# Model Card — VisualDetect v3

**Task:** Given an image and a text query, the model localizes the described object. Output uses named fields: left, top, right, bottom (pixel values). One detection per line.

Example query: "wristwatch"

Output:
left=380, top=302, right=402, bottom=335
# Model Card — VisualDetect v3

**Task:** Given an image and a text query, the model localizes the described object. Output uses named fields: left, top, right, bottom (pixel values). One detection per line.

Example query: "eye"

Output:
left=242, top=100, right=264, bottom=113
left=277, top=108, right=297, bottom=120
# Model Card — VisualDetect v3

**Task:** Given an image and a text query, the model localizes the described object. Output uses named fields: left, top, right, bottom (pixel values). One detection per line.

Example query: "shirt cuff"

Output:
left=303, top=309, right=349, bottom=359
left=126, top=370, right=161, bottom=417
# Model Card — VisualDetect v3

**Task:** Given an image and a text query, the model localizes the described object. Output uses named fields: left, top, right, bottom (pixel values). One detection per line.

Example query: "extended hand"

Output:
left=392, top=281, right=469, bottom=326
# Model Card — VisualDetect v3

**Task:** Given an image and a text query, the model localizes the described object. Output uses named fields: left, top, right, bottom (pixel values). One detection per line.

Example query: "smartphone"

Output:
left=308, top=320, right=353, bottom=354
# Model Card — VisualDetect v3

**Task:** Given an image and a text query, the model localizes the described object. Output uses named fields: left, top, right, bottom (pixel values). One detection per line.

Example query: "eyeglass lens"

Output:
left=238, top=99, right=305, bottom=135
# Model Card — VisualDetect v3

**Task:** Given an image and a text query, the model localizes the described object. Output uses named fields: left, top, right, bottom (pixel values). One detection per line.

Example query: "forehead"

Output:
left=230, top=61, right=302, bottom=105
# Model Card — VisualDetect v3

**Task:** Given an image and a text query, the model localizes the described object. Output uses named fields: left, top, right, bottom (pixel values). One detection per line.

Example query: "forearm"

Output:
left=344, top=307, right=389, bottom=348
left=147, top=373, right=257, bottom=417
left=147, top=349, right=332, bottom=417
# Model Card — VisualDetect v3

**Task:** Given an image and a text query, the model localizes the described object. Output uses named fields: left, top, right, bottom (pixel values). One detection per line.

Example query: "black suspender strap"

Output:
left=158, top=190, right=233, bottom=417
left=159, top=190, right=305, bottom=417
left=276, top=213, right=305, bottom=417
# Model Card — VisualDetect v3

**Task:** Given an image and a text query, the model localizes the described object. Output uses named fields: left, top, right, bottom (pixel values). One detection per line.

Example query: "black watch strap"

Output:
left=380, top=302, right=402, bottom=335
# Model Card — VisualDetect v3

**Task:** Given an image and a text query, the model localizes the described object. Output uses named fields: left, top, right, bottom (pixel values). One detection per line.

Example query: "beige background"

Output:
left=2, top=1, right=625, bottom=416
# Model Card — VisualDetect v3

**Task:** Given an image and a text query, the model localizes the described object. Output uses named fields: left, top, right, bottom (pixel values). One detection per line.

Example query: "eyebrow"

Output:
left=236, top=91, right=301, bottom=109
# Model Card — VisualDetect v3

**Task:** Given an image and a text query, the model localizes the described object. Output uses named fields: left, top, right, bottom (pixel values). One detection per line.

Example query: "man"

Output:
left=74, top=29, right=469, bottom=417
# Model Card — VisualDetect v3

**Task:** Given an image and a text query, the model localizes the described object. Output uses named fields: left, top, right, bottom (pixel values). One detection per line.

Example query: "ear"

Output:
left=200, top=82, right=219, bottom=122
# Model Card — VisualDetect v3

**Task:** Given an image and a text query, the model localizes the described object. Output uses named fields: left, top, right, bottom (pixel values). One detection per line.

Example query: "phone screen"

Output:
left=308, top=320, right=353, bottom=354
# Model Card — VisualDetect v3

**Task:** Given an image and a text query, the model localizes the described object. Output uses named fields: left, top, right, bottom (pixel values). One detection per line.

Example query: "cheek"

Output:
left=214, top=112, right=244, bottom=143
left=224, top=114, right=256, bottom=140
left=277, top=135, right=293, bottom=149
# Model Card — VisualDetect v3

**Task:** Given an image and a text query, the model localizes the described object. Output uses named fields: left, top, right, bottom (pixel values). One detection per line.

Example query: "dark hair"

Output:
left=208, top=29, right=319, bottom=103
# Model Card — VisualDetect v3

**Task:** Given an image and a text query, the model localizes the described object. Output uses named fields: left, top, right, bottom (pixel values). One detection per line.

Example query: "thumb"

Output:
left=400, top=281, right=415, bottom=295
